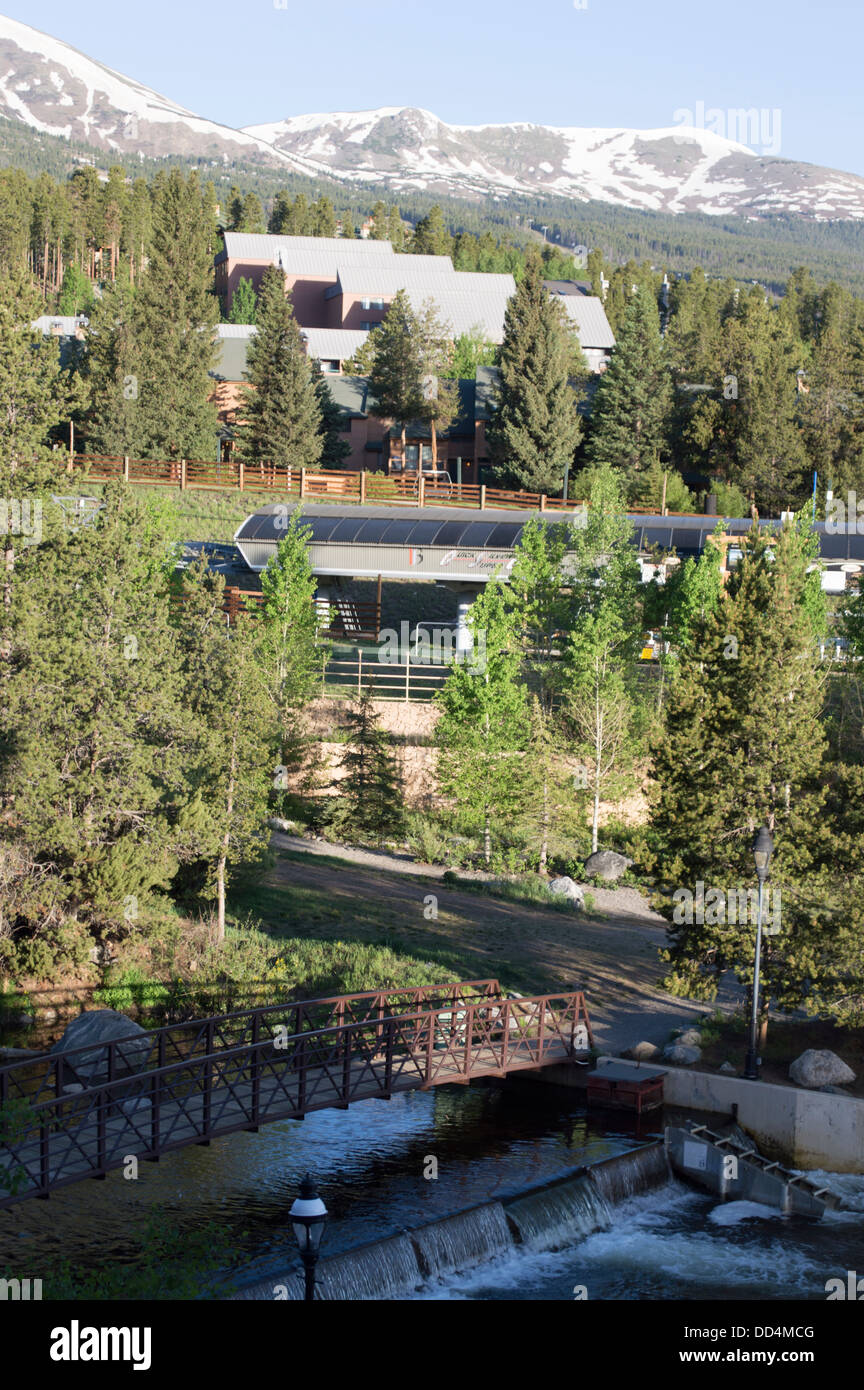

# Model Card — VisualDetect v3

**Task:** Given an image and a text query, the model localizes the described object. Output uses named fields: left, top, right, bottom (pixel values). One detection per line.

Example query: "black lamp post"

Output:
left=290, top=1173, right=328, bottom=1302
left=744, top=826, right=774, bottom=1081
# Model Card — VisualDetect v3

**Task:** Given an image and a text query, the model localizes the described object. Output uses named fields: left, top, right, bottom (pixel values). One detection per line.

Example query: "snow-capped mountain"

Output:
left=243, top=106, right=864, bottom=220
left=1, top=13, right=864, bottom=221
left=0, top=13, right=299, bottom=165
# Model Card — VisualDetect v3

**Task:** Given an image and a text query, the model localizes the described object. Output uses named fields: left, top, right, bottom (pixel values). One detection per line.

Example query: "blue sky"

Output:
left=7, top=0, right=864, bottom=175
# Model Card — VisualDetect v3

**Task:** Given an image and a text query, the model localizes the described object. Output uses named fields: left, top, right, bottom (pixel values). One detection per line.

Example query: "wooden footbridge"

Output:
left=0, top=980, right=592, bottom=1208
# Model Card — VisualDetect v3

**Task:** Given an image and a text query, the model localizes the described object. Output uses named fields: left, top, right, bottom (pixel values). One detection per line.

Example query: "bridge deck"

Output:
left=0, top=985, right=590, bottom=1208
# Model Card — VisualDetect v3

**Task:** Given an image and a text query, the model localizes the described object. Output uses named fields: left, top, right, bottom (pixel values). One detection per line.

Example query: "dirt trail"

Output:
left=267, top=834, right=724, bottom=1056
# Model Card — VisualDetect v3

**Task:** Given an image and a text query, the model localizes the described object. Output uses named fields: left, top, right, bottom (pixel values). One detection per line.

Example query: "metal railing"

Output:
left=0, top=983, right=591, bottom=1207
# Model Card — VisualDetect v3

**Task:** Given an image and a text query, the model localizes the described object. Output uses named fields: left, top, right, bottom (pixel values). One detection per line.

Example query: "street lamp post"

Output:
left=744, top=826, right=774, bottom=1081
left=290, top=1173, right=328, bottom=1302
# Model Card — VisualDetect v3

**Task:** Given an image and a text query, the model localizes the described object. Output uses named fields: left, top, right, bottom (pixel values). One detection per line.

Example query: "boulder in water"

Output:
left=50, top=1009, right=152, bottom=1085
left=789, top=1049, right=855, bottom=1089
left=583, top=851, right=633, bottom=882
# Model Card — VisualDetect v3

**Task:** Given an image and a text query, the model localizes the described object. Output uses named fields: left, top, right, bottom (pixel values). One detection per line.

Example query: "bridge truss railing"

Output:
left=0, top=989, right=591, bottom=1208
left=0, top=980, right=502, bottom=1107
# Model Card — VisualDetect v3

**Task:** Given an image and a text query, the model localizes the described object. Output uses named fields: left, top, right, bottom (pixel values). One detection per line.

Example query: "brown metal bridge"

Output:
left=0, top=980, right=592, bottom=1209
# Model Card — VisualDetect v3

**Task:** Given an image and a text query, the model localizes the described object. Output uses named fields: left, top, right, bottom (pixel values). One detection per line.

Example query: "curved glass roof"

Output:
left=236, top=511, right=527, bottom=550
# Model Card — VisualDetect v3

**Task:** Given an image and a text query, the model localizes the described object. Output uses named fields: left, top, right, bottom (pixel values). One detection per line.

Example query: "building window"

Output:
left=361, top=298, right=386, bottom=311
left=361, top=321, right=378, bottom=332
left=320, top=360, right=339, bottom=373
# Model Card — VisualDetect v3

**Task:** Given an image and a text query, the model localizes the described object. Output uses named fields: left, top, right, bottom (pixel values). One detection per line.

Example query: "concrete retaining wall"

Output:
left=526, top=1057, right=864, bottom=1173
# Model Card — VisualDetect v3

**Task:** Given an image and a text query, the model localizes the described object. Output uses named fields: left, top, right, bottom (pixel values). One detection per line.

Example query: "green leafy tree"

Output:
left=229, top=277, right=258, bottom=325
left=562, top=469, right=647, bottom=853
left=486, top=255, right=583, bottom=494
left=435, top=581, right=530, bottom=864
left=238, top=265, right=323, bottom=469
left=57, top=262, right=93, bottom=316
left=258, top=510, right=324, bottom=811
left=174, top=561, right=273, bottom=938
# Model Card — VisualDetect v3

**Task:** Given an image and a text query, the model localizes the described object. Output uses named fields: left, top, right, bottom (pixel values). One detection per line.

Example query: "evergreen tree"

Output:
left=365, top=289, right=426, bottom=458
left=651, top=519, right=829, bottom=1007
left=586, top=285, right=672, bottom=479
left=710, top=287, right=809, bottom=508
left=238, top=265, right=323, bottom=470
left=0, top=273, right=70, bottom=670
left=312, top=197, right=337, bottom=237
left=410, top=205, right=452, bottom=257
left=486, top=255, right=583, bottom=494
left=134, top=170, right=219, bottom=460
left=327, top=691, right=404, bottom=843
left=229, top=277, right=258, bottom=325
left=83, top=263, right=142, bottom=457
left=1, top=484, right=188, bottom=934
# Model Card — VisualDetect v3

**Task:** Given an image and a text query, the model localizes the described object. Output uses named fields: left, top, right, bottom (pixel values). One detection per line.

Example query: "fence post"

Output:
left=359, top=470, right=367, bottom=504
left=300, top=467, right=307, bottom=498
left=418, top=474, right=426, bottom=508
left=479, top=483, right=486, bottom=510
left=539, top=493, right=547, bottom=512
left=180, top=458, right=187, bottom=490
left=123, top=455, right=130, bottom=483
left=238, top=460, right=245, bottom=492
left=357, top=648, right=362, bottom=695
left=405, top=645, right=410, bottom=703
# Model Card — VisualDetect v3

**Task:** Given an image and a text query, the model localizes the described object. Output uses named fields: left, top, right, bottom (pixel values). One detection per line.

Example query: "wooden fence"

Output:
left=67, top=454, right=699, bottom=517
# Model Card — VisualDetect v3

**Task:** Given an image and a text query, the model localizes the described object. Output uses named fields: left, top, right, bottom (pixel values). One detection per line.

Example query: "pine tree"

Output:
left=410, top=206, right=452, bottom=257
left=229, top=276, right=258, bottom=325
left=238, top=265, right=323, bottom=469
left=710, top=287, right=809, bottom=508
left=2, top=484, right=189, bottom=932
left=651, top=519, right=829, bottom=1006
left=133, top=170, right=219, bottom=461
left=312, top=197, right=337, bottom=237
left=0, top=273, right=70, bottom=672
left=83, top=263, right=143, bottom=457
left=365, top=289, right=426, bottom=458
left=327, top=691, right=405, bottom=843
left=486, top=255, right=583, bottom=494
left=586, top=285, right=672, bottom=479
